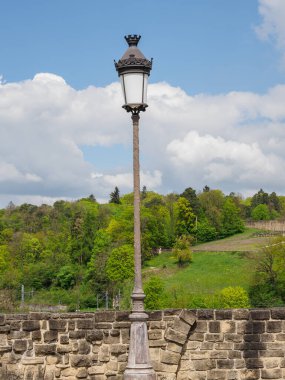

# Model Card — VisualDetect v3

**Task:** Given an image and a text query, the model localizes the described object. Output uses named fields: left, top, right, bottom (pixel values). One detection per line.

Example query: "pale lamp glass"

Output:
left=121, top=72, right=148, bottom=108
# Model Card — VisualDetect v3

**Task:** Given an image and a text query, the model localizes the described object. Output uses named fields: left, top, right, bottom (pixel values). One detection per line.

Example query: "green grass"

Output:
left=144, top=250, right=255, bottom=295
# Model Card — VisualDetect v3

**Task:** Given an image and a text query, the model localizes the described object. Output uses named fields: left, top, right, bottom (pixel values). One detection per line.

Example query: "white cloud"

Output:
left=255, top=0, right=285, bottom=67
left=1, top=73, right=285, bottom=207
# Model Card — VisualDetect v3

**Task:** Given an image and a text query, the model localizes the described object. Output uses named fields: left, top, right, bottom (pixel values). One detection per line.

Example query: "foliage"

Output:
left=109, top=186, right=121, bottom=204
left=249, top=237, right=285, bottom=307
left=196, top=219, right=217, bottom=242
left=144, top=276, right=165, bottom=310
left=106, top=244, right=134, bottom=284
left=218, top=286, right=250, bottom=308
left=172, top=235, right=192, bottom=267
left=175, top=197, right=196, bottom=237
left=251, top=204, right=271, bottom=221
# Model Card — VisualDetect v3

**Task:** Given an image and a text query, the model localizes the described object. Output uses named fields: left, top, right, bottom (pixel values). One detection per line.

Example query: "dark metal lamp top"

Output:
left=125, top=35, right=141, bottom=47
left=114, top=35, right=152, bottom=76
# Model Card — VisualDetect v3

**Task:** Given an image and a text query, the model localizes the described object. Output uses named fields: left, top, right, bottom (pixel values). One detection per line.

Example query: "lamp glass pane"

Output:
left=122, top=72, right=144, bottom=106
left=143, top=74, right=148, bottom=104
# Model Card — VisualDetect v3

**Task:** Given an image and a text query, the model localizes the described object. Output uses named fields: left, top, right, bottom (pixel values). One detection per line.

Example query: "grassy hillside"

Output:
left=142, top=229, right=272, bottom=308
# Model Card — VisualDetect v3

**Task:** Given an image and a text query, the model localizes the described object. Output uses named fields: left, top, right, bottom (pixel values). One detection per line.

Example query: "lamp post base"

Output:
left=124, top=303, right=156, bottom=380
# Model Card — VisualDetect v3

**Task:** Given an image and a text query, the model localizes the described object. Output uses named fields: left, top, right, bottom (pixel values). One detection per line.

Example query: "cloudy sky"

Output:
left=0, top=0, right=285, bottom=207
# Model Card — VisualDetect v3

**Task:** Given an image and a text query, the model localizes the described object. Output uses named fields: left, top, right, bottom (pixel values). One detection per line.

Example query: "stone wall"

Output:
left=1, top=308, right=285, bottom=380
left=246, top=221, right=285, bottom=233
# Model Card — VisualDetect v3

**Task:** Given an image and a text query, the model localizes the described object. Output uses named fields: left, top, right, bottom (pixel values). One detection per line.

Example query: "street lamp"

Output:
left=115, top=35, right=156, bottom=380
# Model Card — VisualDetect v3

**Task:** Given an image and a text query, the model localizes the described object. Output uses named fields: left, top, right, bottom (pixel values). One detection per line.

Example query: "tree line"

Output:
left=0, top=186, right=284, bottom=310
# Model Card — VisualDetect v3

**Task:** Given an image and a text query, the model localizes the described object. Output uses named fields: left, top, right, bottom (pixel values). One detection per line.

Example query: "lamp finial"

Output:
left=125, top=35, right=141, bottom=47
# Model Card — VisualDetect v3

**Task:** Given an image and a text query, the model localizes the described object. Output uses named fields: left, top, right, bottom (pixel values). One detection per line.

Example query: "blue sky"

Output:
left=1, top=0, right=282, bottom=93
left=1, top=0, right=285, bottom=206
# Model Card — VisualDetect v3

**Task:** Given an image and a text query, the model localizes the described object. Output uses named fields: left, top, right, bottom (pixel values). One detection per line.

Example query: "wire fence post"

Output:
left=105, top=291, right=108, bottom=310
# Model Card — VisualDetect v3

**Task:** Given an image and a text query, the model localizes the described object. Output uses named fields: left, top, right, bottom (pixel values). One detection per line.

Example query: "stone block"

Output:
left=161, top=350, right=181, bottom=365
left=35, top=344, right=57, bottom=355
left=209, top=351, right=227, bottom=359
left=195, top=321, right=208, bottom=333
left=49, top=319, right=66, bottom=331
left=60, top=335, right=69, bottom=344
left=78, top=340, right=90, bottom=355
left=77, top=367, right=88, bottom=378
left=261, top=369, right=282, bottom=379
left=167, top=342, right=183, bottom=353
left=197, top=310, right=214, bottom=320
left=13, top=339, right=27, bottom=353
left=177, top=371, right=206, bottom=380
left=224, top=333, right=242, bottom=343
left=44, top=330, right=58, bottom=343
left=233, top=309, right=249, bottom=320
left=249, top=309, right=270, bottom=320
left=173, top=317, right=191, bottom=335
left=271, top=308, right=285, bottom=319
left=215, top=310, right=233, bottom=320
left=245, top=359, right=264, bottom=369
left=216, top=359, right=234, bottom=369
left=69, top=330, right=86, bottom=339
left=149, top=329, right=163, bottom=340
left=266, top=321, right=282, bottom=333
left=165, top=327, right=187, bottom=345
left=76, top=319, right=94, bottom=330
left=189, top=332, right=204, bottom=342
left=22, top=320, right=40, bottom=331
left=206, top=370, right=227, bottom=380
left=148, top=310, right=163, bottom=320
left=209, top=322, right=220, bottom=333
left=193, top=359, right=216, bottom=371
left=179, top=309, right=196, bottom=326
left=240, top=369, right=260, bottom=380
left=205, top=334, right=223, bottom=342
left=70, top=354, right=92, bottom=367
left=110, top=344, right=127, bottom=355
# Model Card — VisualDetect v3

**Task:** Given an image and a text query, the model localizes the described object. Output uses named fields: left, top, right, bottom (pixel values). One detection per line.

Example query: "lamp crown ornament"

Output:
left=125, top=34, right=141, bottom=47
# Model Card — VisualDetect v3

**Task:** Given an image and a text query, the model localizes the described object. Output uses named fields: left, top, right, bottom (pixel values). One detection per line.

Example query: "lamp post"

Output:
left=115, top=35, right=156, bottom=380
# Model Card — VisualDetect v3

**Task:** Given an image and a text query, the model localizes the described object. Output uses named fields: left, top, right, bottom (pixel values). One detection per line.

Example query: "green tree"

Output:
left=251, top=204, right=270, bottom=221
left=106, top=244, right=134, bottom=284
left=249, top=237, right=285, bottom=307
left=175, top=197, right=195, bottom=237
left=219, top=286, right=250, bottom=308
left=144, top=276, right=164, bottom=310
left=172, top=235, right=192, bottom=267
left=180, top=187, right=200, bottom=216
left=109, top=186, right=121, bottom=204
left=221, top=197, right=244, bottom=237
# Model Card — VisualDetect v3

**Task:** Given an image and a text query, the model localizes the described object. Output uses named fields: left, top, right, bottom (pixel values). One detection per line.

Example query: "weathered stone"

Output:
left=13, top=339, right=27, bottom=353
left=271, top=308, right=285, bottom=319
left=44, top=330, right=58, bottom=343
left=110, top=344, right=127, bottom=355
left=193, top=359, right=216, bottom=371
left=266, top=321, right=282, bottom=333
left=35, top=343, right=57, bottom=355
left=250, top=309, right=270, bottom=320
left=165, top=327, right=187, bottom=345
left=261, top=369, right=282, bottom=379
left=49, top=319, right=67, bottom=331
left=240, top=369, right=260, bottom=380
left=70, top=354, right=92, bottom=367
left=215, top=310, right=232, bottom=320
left=161, top=350, right=181, bottom=365
left=76, top=367, right=88, bottom=378
left=206, top=370, right=227, bottom=380
left=179, top=309, right=196, bottom=326
left=86, top=330, right=103, bottom=343
left=22, top=320, right=40, bottom=331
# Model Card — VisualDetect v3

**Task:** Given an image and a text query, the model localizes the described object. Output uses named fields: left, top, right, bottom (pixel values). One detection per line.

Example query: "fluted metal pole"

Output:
left=124, top=113, right=156, bottom=380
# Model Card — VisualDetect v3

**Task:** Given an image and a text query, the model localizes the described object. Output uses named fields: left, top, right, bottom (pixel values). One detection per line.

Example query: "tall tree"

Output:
left=109, top=187, right=121, bottom=204
left=180, top=187, right=200, bottom=216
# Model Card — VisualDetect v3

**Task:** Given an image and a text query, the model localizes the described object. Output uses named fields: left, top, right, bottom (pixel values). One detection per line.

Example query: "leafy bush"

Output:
left=172, top=235, right=192, bottom=267
left=106, top=244, right=134, bottom=283
left=218, top=286, right=250, bottom=308
left=144, top=276, right=165, bottom=310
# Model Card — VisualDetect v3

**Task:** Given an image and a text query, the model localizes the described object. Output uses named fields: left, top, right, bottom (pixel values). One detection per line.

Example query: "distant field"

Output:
left=192, top=228, right=271, bottom=252
left=143, top=229, right=279, bottom=307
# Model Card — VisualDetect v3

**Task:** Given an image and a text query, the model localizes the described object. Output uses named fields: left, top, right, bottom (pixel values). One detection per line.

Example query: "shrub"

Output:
left=172, top=235, right=192, bottom=267
left=218, top=286, right=250, bottom=308
left=144, top=276, right=164, bottom=310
